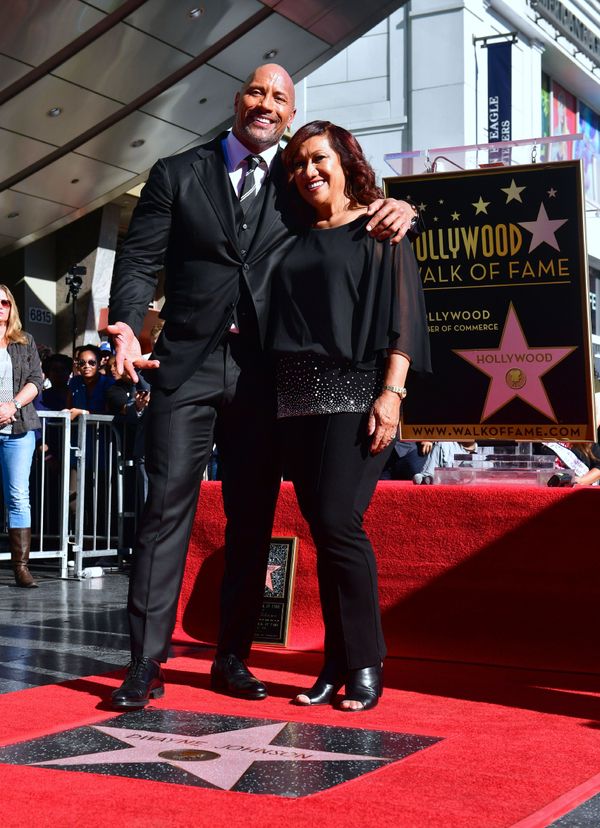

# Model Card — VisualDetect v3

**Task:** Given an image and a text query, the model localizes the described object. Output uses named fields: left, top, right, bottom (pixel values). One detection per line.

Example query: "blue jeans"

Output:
left=0, top=430, right=35, bottom=528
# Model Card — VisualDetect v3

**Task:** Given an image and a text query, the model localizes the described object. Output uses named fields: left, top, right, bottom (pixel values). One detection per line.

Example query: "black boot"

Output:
left=111, top=657, right=165, bottom=709
left=9, top=527, right=37, bottom=588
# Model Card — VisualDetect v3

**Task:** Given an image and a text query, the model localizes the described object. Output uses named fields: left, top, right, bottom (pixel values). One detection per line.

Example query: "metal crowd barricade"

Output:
left=0, top=411, right=130, bottom=580
left=0, top=411, right=71, bottom=578
left=71, top=413, right=126, bottom=577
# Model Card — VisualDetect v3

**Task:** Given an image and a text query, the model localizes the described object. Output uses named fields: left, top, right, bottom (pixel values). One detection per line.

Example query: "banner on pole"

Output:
left=488, top=41, right=512, bottom=165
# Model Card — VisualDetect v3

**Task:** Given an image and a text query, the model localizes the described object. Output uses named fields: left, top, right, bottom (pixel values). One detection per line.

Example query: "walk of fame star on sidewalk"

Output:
left=0, top=710, right=441, bottom=797
left=34, top=722, right=387, bottom=791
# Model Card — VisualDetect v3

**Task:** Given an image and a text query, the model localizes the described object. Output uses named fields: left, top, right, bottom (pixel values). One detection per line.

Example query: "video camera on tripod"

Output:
left=65, top=264, right=86, bottom=301
left=65, top=263, right=87, bottom=357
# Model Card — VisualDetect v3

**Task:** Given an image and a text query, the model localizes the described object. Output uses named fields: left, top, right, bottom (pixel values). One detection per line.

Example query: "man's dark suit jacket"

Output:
left=109, top=132, right=296, bottom=390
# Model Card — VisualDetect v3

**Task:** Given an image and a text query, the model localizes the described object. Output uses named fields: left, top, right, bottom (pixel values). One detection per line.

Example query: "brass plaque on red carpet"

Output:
left=385, top=161, right=595, bottom=441
left=254, top=536, right=298, bottom=647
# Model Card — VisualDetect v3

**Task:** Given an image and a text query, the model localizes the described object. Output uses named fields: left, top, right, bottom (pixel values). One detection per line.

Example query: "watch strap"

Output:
left=382, top=384, right=407, bottom=399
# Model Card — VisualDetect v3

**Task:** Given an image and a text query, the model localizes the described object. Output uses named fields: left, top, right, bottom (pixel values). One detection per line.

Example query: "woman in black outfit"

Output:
left=270, top=121, right=430, bottom=710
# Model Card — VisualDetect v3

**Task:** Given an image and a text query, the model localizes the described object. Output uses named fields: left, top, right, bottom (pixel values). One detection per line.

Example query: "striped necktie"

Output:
left=239, top=155, right=263, bottom=213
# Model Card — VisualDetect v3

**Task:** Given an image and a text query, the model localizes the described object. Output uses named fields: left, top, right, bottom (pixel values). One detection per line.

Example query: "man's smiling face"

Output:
left=232, top=63, right=296, bottom=153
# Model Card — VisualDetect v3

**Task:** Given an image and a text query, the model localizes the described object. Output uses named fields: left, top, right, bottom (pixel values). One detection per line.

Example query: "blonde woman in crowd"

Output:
left=0, top=285, right=43, bottom=587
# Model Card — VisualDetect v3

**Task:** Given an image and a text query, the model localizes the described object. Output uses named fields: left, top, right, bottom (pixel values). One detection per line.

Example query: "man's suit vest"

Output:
left=229, top=174, right=268, bottom=343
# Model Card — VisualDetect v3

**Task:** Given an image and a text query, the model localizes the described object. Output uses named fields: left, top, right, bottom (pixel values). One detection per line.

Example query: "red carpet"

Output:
left=4, top=483, right=595, bottom=825
left=178, top=482, right=600, bottom=673
left=1, top=650, right=600, bottom=827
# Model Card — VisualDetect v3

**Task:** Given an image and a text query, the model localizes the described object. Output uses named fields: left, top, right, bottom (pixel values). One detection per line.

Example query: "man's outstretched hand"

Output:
left=106, top=321, right=160, bottom=383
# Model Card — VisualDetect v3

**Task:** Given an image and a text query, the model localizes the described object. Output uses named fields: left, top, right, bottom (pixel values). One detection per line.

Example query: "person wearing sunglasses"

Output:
left=65, top=344, right=114, bottom=418
left=0, top=284, right=44, bottom=588
left=65, top=344, right=115, bottom=536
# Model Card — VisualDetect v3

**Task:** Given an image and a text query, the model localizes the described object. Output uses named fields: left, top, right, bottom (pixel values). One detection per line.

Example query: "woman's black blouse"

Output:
left=269, top=214, right=431, bottom=372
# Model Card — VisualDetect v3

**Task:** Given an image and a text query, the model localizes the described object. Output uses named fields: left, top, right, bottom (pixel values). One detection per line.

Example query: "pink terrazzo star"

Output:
left=34, top=722, right=387, bottom=790
left=454, top=304, right=576, bottom=421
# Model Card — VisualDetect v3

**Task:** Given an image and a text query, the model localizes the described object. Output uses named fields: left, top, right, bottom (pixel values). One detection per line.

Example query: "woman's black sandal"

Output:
left=294, top=663, right=347, bottom=706
left=340, top=664, right=383, bottom=711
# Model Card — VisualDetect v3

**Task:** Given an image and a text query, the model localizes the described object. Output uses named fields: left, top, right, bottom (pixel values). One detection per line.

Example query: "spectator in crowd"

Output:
left=381, top=440, right=432, bottom=480
left=65, top=344, right=114, bottom=534
left=139, top=320, right=165, bottom=362
left=66, top=344, right=113, bottom=417
left=571, top=443, right=600, bottom=485
left=0, top=284, right=44, bottom=588
left=42, top=353, right=72, bottom=410
left=71, top=345, right=85, bottom=377
left=33, top=353, right=70, bottom=537
left=105, top=355, right=150, bottom=415
left=269, top=121, right=430, bottom=711
left=98, top=341, right=113, bottom=375
left=413, top=441, right=478, bottom=484
left=539, top=441, right=600, bottom=486
left=107, top=63, right=417, bottom=710
left=36, top=343, right=52, bottom=368
left=106, top=356, right=150, bottom=547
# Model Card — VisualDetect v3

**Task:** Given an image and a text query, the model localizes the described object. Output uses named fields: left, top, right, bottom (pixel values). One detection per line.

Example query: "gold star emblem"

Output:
left=547, top=187, right=557, bottom=198
left=451, top=211, right=460, bottom=221
left=501, top=179, right=526, bottom=203
left=418, top=202, right=427, bottom=212
left=472, top=196, right=490, bottom=215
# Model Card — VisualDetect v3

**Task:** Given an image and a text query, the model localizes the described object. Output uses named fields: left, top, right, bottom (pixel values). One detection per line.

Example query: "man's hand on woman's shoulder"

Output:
left=366, top=199, right=418, bottom=244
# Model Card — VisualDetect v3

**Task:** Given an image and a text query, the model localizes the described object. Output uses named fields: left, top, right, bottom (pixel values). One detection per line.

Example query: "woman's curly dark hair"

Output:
left=282, top=120, right=383, bottom=208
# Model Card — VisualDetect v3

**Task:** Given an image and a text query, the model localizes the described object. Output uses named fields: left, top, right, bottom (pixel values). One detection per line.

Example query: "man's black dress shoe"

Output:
left=111, top=656, right=165, bottom=709
left=210, top=654, right=267, bottom=700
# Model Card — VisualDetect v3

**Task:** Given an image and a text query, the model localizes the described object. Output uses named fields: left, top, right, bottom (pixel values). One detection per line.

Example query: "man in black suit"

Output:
left=108, top=63, right=417, bottom=708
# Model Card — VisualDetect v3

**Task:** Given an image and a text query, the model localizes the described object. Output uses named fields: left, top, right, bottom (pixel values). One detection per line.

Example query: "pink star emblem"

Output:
left=454, top=304, right=576, bottom=421
left=265, top=564, right=281, bottom=591
left=518, top=202, right=567, bottom=252
left=34, top=722, right=386, bottom=790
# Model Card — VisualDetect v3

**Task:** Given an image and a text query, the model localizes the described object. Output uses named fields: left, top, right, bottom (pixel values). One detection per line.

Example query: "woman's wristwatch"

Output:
left=382, top=384, right=407, bottom=400
left=11, top=398, right=22, bottom=410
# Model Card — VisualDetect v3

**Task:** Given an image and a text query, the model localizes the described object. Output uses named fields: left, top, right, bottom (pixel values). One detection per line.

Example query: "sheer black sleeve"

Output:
left=366, top=236, right=431, bottom=374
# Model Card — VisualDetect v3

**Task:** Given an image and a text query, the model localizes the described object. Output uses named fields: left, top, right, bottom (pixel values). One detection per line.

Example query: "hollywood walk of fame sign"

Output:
left=254, top=537, right=298, bottom=647
left=0, top=709, right=442, bottom=796
left=385, top=161, right=596, bottom=440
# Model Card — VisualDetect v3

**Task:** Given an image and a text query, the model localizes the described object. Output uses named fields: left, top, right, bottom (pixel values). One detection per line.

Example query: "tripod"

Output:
left=65, top=265, right=86, bottom=357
